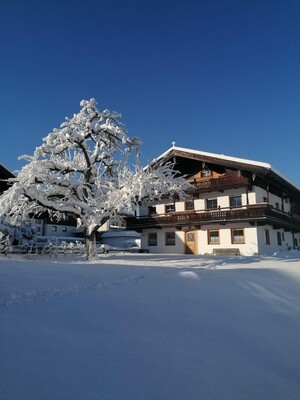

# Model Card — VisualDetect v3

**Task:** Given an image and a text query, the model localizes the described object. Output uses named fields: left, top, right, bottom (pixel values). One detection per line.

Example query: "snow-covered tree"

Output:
left=0, top=231, right=12, bottom=256
left=0, top=99, right=189, bottom=259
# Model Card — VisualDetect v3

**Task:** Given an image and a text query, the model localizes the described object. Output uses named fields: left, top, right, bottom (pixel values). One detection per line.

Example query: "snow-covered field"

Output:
left=1, top=253, right=300, bottom=400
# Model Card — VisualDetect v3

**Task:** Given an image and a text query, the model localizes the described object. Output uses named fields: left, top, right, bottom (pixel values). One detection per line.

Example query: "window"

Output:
left=165, top=204, right=175, bottom=213
left=275, top=202, right=280, bottom=210
left=277, top=231, right=282, bottom=246
left=230, top=195, right=242, bottom=208
left=35, top=219, right=41, bottom=225
left=231, top=228, right=245, bottom=244
left=263, top=196, right=267, bottom=203
left=201, top=170, right=212, bottom=177
left=62, top=227, right=67, bottom=233
left=51, top=226, right=57, bottom=232
left=264, top=229, right=270, bottom=245
left=294, top=238, right=298, bottom=248
left=281, top=232, right=285, bottom=241
left=185, top=200, right=194, bottom=211
left=208, top=230, right=220, bottom=244
left=148, top=233, right=157, bottom=246
left=148, top=206, right=156, bottom=215
left=36, top=226, right=41, bottom=233
left=206, top=198, right=218, bottom=210
left=165, top=232, right=175, bottom=246
left=187, top=232, right=195, bottom=242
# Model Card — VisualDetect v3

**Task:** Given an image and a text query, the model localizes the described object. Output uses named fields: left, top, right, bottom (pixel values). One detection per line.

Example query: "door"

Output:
left=185, top=231, right=198, bottom=254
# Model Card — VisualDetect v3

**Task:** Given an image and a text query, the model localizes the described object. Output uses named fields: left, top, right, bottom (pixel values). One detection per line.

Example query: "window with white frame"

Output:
left=201, top=170, right=212, bottom=177
left=187, top=232, right=195, bottom=242
left=51, top=226, right=57, bottom=232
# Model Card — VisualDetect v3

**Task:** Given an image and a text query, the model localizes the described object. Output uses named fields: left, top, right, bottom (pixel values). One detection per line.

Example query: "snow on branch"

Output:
left=0, top=98, right=190, bottom=259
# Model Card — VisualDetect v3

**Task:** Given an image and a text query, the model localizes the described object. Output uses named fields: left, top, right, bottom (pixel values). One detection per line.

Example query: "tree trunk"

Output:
left=85, top=229, right=97, bottom=260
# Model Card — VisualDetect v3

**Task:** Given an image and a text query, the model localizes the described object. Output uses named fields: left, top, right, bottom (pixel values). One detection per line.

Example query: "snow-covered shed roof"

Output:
left=148, top=146, right=300, bottom=193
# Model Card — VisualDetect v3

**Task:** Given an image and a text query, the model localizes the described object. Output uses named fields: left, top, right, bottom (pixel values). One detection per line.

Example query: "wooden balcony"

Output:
left=190, top=174, right=249, bottom=192
left=126, top=204, right=300, bottom=232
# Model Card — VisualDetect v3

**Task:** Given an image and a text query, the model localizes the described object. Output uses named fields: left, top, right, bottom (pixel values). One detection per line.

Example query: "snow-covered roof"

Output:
left=149, top=146, right=300, bottom=191
left=157, top=146, right=271, bottom=168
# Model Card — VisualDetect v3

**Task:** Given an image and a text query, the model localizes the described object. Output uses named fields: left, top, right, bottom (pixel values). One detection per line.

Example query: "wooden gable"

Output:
left=192, top=169, right=223, bottom=181
left=153, top=147, right=300, bottom=200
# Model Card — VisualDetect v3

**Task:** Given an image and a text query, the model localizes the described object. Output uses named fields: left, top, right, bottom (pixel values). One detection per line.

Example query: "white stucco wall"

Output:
left=256, top=225, right=295, bottom=255
left=137, top=186, right=298, bottom=256
left=141, top=228, right=185, bottom=254
left=141, top=224, right=259, bottom=256
left=177, top=188, right=255, bottom=213
left=253, top=186, right=291, bottom=213
left=156, top=203, right=167, bottom=214
left=254, top=186, right=266, bottom=203
left=98, top=220, right=110, bottom=232
left=176, top=202, right=186, bottom=212
left=247, top=190, right=256, bottom=205
left=136, top=184, right=293, bottom=217
left=197, top=223, right=258, bottom=256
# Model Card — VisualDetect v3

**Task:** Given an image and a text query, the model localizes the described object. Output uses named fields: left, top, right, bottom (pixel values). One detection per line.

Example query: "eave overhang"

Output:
left=148, top=146, right=300, bottom=198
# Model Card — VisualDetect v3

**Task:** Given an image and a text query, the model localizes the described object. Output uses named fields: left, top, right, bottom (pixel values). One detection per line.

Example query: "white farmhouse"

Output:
left=126, top=146, right=300, bottom=256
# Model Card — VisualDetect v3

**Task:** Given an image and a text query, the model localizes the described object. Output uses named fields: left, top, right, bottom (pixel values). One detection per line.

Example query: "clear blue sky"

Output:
left=1, top=0, right=300, bottom=185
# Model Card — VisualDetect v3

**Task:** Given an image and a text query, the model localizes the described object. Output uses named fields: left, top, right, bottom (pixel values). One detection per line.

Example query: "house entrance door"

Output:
left=185, top=231, right=198, bottom=254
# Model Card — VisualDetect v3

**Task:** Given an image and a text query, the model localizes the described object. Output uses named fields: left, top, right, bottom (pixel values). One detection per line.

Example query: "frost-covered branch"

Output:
left=0, top=98, right=189, bottom=259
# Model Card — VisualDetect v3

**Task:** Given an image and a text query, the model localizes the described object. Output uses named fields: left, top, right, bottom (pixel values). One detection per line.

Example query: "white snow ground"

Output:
left=1, top=252, right=300, bottom=400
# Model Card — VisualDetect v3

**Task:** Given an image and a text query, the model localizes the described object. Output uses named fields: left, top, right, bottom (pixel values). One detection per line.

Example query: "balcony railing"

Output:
left=190, top=174, right=249, bottom=192
left=126, top=204, right=300, bottom=231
